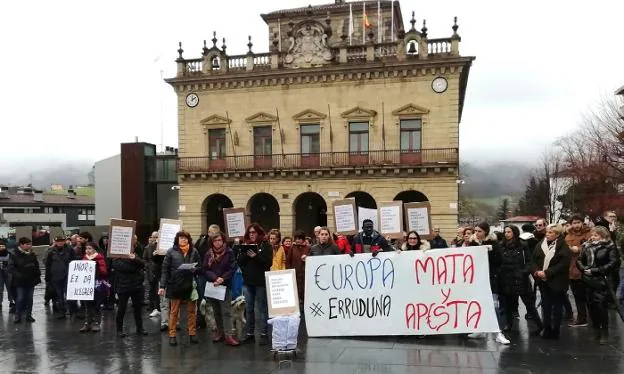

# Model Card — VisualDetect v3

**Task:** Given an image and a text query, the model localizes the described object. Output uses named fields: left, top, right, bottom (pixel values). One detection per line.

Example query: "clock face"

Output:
left=432, top=77, right=448, bottom=93
left=185, top=93, right=199, bottom=108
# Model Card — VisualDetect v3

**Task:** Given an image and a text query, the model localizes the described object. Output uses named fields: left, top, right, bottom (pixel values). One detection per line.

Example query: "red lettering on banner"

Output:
left=404, top=289, right=481, bottom=331
left=414, top=254, right=476, bottom=285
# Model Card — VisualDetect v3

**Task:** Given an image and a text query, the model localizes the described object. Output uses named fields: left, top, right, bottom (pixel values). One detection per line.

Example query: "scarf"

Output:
left=85, top=252, right=98, bottom=261
left=208, top=245, right=225, bottom=267
left=583, top=239, right=610, bottom=268
left=541, top=239, right=557, bottom=271
left=180, top=243, right=190, bottom=257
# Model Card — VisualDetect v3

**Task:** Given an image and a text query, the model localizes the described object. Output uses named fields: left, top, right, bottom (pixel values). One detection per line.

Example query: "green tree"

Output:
left=497, top=198, right=510, bottom=221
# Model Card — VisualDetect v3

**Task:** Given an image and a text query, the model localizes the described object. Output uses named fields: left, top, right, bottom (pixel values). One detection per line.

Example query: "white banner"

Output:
left=66, top=260, right=96, bottom=301
left=304, top=246, right=499, bottom=337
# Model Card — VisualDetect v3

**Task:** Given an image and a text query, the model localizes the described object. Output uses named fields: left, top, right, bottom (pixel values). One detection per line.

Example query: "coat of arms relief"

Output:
left=284, top=22, right=333, bottom=69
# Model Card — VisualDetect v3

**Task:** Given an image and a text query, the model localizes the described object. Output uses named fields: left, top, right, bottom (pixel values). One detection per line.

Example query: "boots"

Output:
left=225, top=335, right=240, bottom=346
left=212, top=331, right=225, bottom=342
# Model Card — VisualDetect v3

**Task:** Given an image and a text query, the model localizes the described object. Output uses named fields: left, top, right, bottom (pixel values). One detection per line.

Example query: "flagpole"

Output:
left=390, top=1, right=394, bottom=41
left=349, top=3, right=353, bottom=46
left=362, top=2, right=366, bottom=44
left=278, top=18, right=282, bottom=51
left=377, top=0, right=381, bottom=43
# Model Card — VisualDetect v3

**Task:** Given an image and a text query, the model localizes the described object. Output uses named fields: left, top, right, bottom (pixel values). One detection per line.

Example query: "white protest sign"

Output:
left=223, top=208, right=246, bottom=239
left=66, top=260, right=96, bottom=301
left=357, top=207, right=378, bottom=231
left=204, top=282, right=227, bottom=301
left=110, top=226, right=133, bottom=256
left=158, top=218, right=182, bottom=255
left=304, top=246, right=499, bottom=337
left=404, top=202, right=433, bottom=240
left=265, top=269, right=299, bottom=317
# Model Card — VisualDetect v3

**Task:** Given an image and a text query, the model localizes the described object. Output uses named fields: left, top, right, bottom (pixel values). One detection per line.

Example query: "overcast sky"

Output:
left=1, top=0, right=622, bottom=174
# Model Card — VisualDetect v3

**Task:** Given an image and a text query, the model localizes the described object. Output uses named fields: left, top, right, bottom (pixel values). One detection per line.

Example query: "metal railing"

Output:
left=177, top=148, right=458, bottom=173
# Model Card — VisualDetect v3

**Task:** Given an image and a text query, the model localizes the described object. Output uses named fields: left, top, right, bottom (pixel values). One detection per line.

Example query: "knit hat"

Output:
left=476, top=222, right=490, bottom=235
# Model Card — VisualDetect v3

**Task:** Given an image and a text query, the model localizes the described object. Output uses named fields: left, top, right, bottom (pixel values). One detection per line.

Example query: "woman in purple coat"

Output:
left=203, top=232, right=239, bottom=346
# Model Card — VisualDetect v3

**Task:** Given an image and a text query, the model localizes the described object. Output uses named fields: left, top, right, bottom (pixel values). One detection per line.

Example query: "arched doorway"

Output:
left=393, top=190, right=429, bottom=204
left=293, top=192, right=327, bottom=236
left=247, top=193, right=280, bottom=232
left=202, top=193, right=234, bottom=233
left=345, top=191, right=377, bottom=209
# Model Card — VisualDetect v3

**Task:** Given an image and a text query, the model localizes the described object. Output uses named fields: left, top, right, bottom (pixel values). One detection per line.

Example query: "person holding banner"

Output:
left=112, top=245, right=148, bottom=338
left=351, top=220, right=393, bottom=256
left=467, top=222, right=511, bottom=345
left=80, top=243, right=108, bottom=333
left=236, top=223, right=272, bottom=345
left=401, top=231, right=431, bottom=251
left=203, top=231, right=239, bottom=346
left=531, top=224, right=572, bottom=340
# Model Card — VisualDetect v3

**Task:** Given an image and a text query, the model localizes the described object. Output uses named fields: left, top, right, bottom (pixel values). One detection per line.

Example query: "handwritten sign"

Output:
left=304, top=246, right=499, bottom=337
left=223, top=208, right=247, bottom=239
left=378, top=201, right=403, bottom=239
left=265, top=269, right=299, bottom=317
left=333, top=199, right=357, bottom=235
left=158, top=218, right=182, bottom=255
left=358, top=207, right=378, bottom=231
left=108, top=218, right=135, bottom=258
left=404, top=202, right=433, bottom=240
left=66, top=260, right=96, bottom=301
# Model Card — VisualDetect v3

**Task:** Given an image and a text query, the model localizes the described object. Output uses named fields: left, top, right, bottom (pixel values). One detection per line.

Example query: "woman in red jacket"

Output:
left=80, top=242, right=108, bottom=333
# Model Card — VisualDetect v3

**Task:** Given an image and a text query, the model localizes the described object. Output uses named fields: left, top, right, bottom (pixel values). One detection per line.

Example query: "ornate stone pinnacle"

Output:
left=452, top=16, right=459, bottom=35
left=212, top=31, right=218, bottom=47
left=421, top=19, right=428, bottom=38
left=247, top=35, right=253, bottom=54
left=221, top=38, right=227, bottom=53
left=410, top=11, right=416, bottom=31
left=176, top=42, right=184, bottom=61
left=202, top=40, right=208, bottom=56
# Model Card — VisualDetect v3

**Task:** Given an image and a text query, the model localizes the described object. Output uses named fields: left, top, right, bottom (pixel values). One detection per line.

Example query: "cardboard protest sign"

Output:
left=107, top=219, right=136, bottom=258
left=404, top=202, right=433, bottom=240
left=157, top=218, right=182, bottom=255
left=223, top=208, right=247, bottom=239
left=265, top=269, right=299, bottom=318
left=304, top=246, right=499, bottom=337
left=66, top=260, right=96, bottom=301
left=378, top=201, right=403, bottom=239
left=332, top=198, right=358, bottom=235
left=357, top=207, right=378, bottom=231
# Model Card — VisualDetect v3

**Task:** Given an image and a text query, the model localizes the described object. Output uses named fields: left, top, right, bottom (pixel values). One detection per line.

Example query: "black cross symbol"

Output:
left=310, top=302, right=324, bottom=317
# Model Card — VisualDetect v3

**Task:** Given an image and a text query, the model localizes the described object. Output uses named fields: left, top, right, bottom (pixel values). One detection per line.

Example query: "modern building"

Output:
left=93, top=142, right=179, bottom=240
left=0, top=185, right=95, bottom=228
left=167, top=0, right=474, bottom=238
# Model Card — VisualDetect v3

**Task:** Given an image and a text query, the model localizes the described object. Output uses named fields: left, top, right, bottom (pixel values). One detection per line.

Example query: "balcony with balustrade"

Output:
left=177, top=148, right=458, bottom=180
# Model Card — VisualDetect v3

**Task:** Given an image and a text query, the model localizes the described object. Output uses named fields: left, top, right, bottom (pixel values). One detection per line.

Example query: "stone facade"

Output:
left=166, top=1, right=475, bottom=241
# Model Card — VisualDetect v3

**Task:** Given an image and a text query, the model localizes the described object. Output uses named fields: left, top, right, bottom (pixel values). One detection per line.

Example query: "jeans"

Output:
left=562, top=288, right=573, bottom=317
left=116, top=288, right=144, bottom=332
left=540, top=284, right=566, bottom=335
left=0, top=269, right=12, bottom=304
left=160, top=296, right=170, bottom=326
left=209, top=287, right=233, bottom=335
left=15, top=286, right=35, bottom=318
left=243, top=285, right=268, bottom=336
left=51, top=279, right=78, bottom=316
left=570, top=279, right=588, bottom=322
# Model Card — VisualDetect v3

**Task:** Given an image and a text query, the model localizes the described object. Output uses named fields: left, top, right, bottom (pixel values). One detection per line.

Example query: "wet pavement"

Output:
left=1, top=284, right=623, bottom=374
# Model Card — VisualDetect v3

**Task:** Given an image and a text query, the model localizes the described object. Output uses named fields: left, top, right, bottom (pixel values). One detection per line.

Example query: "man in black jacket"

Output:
left=351, top=220, right=393, bottom=256
left=46, top=235, right=77, bottom=319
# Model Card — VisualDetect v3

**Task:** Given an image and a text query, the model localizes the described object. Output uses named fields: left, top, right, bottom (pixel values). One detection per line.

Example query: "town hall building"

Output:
left=167, top=0, right=475, bottom=238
